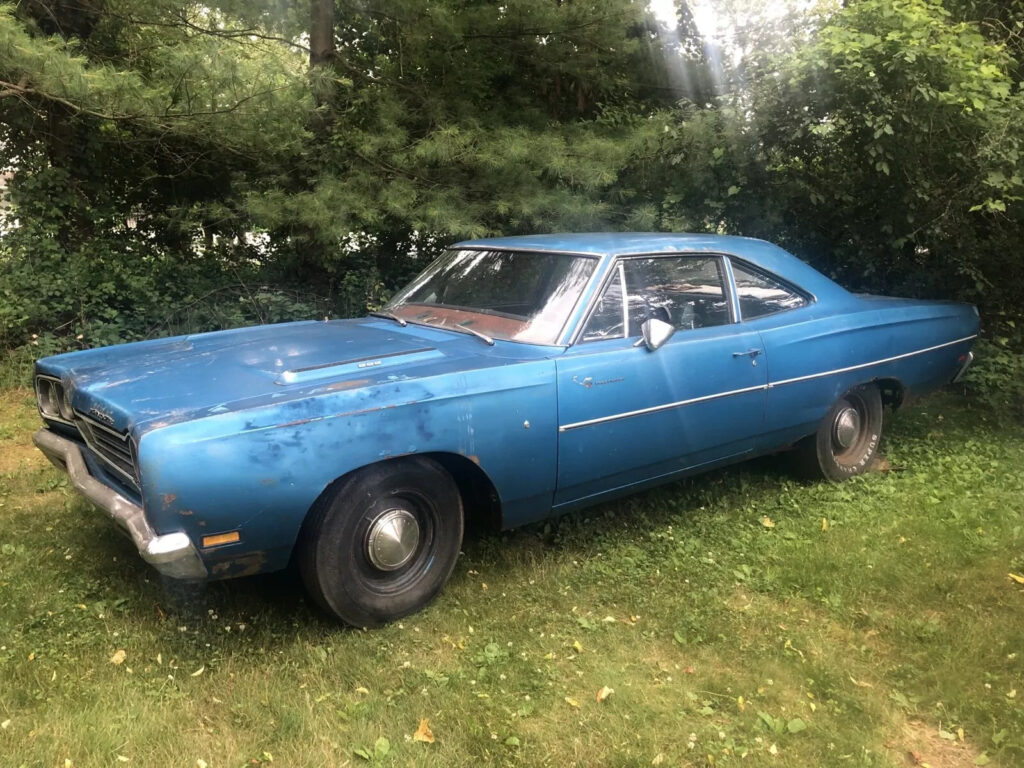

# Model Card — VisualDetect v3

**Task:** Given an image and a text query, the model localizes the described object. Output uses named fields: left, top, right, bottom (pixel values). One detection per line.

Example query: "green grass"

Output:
left=1, top=386, right=1022, bottom=767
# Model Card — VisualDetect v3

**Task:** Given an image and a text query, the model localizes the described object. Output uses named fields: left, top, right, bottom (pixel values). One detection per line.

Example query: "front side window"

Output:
left=581, top=255, right=731, bottom=341
left=731, top=261, right=808, bottom=319
left=387, top=249, right=597, bottom=345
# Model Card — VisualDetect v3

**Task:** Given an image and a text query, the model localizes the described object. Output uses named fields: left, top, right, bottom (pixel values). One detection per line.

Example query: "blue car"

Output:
left=33, top=234, right=978, bottom=625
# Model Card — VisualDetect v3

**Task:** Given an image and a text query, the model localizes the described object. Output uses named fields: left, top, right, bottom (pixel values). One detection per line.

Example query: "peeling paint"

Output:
left=209, top=550, right=267, bottom=579
left=267, top=400, right=420, bottom=432
left=324, top=378, right=372, bottom=392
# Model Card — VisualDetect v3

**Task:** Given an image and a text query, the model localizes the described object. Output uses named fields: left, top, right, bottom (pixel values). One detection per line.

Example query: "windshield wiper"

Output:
left=369, top=310, right=407, bottom=327
left=400, top=315, right=495, bottom=346
left=451, top=322, right=495, bottom=346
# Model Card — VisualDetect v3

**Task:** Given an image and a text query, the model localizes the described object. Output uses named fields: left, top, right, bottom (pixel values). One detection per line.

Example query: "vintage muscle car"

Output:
left=33, top=234, right=978, bottom=625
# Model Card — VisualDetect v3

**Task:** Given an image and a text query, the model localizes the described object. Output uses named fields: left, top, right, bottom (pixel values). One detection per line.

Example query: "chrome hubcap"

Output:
left=366, top=509, right=420, bottom=571
left=833, top=406, right=861, bottom=450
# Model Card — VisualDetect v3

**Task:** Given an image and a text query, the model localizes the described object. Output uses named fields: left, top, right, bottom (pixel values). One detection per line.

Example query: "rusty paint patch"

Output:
left=177, top=508, right=194, bottom=516
left=324, top=378, right=372, bottom=392
left=209, top=550, right=267, bottom=579
left=270, top=400, right=418, bottom=431
left=467, top=454, right=480, bottom=465
left=275, top=416, right=319, bottom=429
left=144, top=410, right=193, bottom=430
left=162, top=493, right=177, bottom=509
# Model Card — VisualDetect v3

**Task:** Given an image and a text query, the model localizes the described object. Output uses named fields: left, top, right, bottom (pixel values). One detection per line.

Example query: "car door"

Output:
left=554, top=254, right=767, bottom=507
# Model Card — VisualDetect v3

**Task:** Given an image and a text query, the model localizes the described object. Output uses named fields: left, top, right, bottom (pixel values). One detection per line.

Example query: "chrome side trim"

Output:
left=559, top=383, right=767, bottom=431
left=558, top=334, right=978, bottom=432
left=721, top=256, right=741, bottom=323
left=618, top=262, right=629, bottom=340
left=33, top=429, right=207, bottom=580
left=767, top=334, right=978, bottom=388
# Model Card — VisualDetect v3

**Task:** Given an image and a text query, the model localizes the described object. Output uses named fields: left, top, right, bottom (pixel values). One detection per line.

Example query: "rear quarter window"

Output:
left=731, top=260, right=809, bottom=320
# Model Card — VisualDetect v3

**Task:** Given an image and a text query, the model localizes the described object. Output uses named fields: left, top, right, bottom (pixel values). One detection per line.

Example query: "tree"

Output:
left=630, top=0, right=1024, bottom=314
left=0, top=1, right=711, bottom=348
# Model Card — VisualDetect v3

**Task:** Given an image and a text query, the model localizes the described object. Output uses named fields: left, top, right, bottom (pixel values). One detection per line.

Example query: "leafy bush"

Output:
left=963, top=335, right=1024, bottom=420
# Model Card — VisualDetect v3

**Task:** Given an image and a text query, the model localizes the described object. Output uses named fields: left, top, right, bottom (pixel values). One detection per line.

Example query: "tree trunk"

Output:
left=310, top=0, right=335, bottom=70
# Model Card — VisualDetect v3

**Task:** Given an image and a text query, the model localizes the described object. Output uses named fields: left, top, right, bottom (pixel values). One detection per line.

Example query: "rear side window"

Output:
left=731, top=261, right=808, bottom=320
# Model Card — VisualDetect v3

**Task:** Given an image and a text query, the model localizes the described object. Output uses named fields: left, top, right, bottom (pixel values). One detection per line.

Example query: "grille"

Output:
left=75, top=413, right=138, bottom=486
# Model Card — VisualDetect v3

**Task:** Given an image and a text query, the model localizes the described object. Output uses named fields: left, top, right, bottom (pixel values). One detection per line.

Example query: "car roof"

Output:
left=453, top=232, right=757, bottom=256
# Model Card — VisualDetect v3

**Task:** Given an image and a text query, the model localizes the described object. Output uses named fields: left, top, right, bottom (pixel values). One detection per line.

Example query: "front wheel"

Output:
left=298, top=457, right=464, bottom=626
left=796, top=384, right=883, bottom=481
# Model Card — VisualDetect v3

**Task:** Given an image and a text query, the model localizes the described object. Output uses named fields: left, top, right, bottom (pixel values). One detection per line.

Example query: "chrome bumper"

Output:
left=951, top=350, right=975, bottom=384
left=33, top=429, right=207, bottom=580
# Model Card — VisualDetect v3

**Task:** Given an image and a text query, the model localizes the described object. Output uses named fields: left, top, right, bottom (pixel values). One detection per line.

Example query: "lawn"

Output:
left=1, top=385, right=1022, bottom=767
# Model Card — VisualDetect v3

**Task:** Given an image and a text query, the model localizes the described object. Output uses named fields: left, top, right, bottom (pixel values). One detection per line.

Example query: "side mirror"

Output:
left=634, top=317, right=676, bottom=352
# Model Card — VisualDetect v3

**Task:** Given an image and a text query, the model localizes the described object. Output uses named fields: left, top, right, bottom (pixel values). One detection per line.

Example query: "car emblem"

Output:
left=88, top=406, right=115, bottom=425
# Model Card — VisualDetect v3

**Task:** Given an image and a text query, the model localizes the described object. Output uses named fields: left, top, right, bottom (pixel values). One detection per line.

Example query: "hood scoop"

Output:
left=275, top=347, right=440, bottom=386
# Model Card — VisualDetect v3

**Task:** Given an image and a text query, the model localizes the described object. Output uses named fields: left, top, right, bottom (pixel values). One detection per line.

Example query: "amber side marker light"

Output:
left=202, top=531, right=241, bottom=548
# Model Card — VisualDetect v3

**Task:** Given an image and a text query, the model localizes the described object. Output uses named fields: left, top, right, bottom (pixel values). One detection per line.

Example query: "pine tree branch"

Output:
left=0, top=77, right=294, bottom=123
left=82, top=8, right=312, bottom=54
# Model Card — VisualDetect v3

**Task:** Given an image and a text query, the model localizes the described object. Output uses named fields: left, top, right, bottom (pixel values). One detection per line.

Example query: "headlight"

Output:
left=35, top=376, right=71, bottom=421
left=57, top=386, right=75, bottom=420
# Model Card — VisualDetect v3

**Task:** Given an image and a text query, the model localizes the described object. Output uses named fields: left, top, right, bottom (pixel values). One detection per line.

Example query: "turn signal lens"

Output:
left=202, top=531, right=241, bottom=548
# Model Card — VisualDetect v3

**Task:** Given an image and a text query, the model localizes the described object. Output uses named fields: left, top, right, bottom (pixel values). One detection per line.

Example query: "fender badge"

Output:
left=88, top=406, right=115, bottom=425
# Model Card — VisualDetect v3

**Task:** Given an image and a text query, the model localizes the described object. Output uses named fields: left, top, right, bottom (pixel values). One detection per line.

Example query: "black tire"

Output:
left=298, top=457, right=463, bottom=626
left=796, top=384, right=883, bottom=481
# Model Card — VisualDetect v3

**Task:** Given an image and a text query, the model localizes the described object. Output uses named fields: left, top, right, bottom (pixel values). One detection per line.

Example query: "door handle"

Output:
left=732, top=348, right=761, bottom=358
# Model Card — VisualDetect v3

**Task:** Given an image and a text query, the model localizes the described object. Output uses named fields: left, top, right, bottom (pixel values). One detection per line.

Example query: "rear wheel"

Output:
left=796, top=384, right=883, bottom=481
left=298, top=457, right=463, bottom=626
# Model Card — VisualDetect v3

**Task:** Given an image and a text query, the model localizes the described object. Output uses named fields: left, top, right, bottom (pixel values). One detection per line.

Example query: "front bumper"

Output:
left=33, top=429, right=207, bottom=580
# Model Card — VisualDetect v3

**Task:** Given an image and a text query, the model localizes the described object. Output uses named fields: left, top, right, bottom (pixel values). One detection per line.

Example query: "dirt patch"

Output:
left=872, top=452, right=893, bottom=472
left=0, top=389, right=52, bottom=473
left=888, top=720, right=984, bottom=767
left=0, top=438, right=47, bottom=474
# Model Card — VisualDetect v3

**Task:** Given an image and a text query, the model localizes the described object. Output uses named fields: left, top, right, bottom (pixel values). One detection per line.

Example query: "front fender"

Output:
left=136, top=361, right=557, bottom=577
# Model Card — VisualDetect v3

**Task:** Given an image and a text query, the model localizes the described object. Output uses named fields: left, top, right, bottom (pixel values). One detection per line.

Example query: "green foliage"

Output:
left=625, top=0, right=1024, bottom=320
left=0, top=0, right=695, bottom=353
left=1, top=0, right=1023, bottom=357
left=743, top=0, right=1024, bottom=309
left=963, top=335, right=1024, bottom=420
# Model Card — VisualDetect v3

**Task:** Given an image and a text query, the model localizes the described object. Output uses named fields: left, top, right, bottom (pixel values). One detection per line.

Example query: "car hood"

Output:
left=37, top=319, right=548, bottom=434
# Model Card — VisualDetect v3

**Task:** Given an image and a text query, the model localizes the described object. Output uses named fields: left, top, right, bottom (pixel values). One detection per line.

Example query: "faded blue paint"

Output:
left=34, top=234, right=979, bottom=580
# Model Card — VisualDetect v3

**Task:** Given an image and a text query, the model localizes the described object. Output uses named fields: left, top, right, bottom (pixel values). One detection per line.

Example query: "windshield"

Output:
left=386, top=249, right=598, bottom=345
